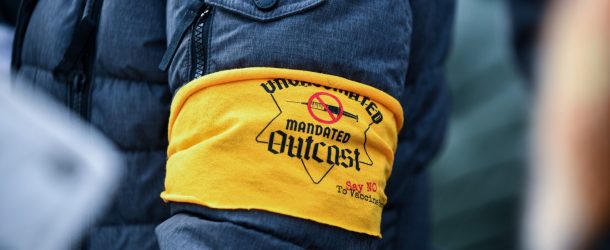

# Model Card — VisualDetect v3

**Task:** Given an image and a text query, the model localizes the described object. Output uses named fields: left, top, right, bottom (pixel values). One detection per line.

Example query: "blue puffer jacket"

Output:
left=12, top=0, right=453, bottom=249
left=12, top=0, right=170, bottom=249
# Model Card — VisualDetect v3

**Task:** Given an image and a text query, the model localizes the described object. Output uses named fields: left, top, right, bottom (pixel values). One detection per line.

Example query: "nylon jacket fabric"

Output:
left=13, top=0, right=454, bottom=248
left=381, top=0, right=454, bottom=248
left=163, top=0, right=453, bottom=248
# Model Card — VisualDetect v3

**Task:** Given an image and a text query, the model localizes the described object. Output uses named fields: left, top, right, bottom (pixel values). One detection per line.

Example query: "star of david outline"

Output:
left=254, top=92, right=376, bottom=185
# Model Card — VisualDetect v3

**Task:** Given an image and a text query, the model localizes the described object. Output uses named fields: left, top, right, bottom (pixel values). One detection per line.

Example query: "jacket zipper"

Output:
left=76, top=0, right=102, bottom=119
left=70, top=70, right=86, bottom=116
left=11, top=0, right=39, bottom=77
left=190, top=6, right=211, bottom=80
left=48, top=0, right=102, bottom=119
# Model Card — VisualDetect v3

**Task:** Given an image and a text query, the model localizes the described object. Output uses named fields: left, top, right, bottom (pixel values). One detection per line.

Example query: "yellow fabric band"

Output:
left=161, top=68, right=404, bottom=236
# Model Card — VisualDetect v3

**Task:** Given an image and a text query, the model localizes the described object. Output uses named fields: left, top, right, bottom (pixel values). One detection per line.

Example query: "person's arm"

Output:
left=157, top=2, right=411, bottom=247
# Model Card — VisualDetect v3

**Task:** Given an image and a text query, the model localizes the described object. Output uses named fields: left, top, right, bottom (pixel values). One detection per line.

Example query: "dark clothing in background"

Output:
left=12, top=0, right=170, bottom=249
left=509, top=0, right=545, bottom=80
left=12, top=0, right=454, bottom=248
left=0, top=0, right=19, bottom=25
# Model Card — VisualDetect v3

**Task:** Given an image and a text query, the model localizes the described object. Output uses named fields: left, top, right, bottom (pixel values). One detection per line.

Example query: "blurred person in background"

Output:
left=11, top=1, right=455, bottom=250
left=2, top=2, right=123, bottom=250
left=528, top=0, right=610, bottom=249
left=437, top=1, right=610, bottom=249
left=12, top=0, right=173, bottom=249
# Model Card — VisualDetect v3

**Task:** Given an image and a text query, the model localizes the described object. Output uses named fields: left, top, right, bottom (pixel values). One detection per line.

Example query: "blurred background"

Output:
left=431, top=0, right=531, bottom=249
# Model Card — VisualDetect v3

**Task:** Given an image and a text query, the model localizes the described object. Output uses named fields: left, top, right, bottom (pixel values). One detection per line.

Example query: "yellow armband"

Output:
left=161, top=67, right=403, bottom=236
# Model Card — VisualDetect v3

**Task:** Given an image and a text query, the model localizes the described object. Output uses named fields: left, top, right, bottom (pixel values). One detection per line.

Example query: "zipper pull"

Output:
left=72, top=71, right=86, bottom=92
left=159, top=5, right=211, bottom=71
left=200, top=7, right=210, bottom=18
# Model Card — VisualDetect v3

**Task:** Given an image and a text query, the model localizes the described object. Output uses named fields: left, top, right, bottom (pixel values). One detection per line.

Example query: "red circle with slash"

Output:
left=307, top=92, right=344, bottom=124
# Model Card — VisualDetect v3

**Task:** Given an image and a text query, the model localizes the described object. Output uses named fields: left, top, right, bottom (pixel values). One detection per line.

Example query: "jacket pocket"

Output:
left=162, top=3, right=211, bottom=93
left=163, top=0, right=326, bottom=93
left=159, top=2, right=207, bottom=72
left=204, top=0, right=325, bottom=22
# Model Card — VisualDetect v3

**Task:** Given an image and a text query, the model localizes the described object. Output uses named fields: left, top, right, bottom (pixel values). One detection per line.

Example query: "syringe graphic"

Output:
left=287, top=101, right=359, bottom=122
